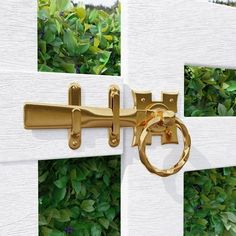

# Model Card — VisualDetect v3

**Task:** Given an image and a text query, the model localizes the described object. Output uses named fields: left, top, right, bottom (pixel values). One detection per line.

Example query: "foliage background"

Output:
left=39, top=155, right=120, bottom=236
left=38, top=0, right=120, bottom=75
left=184, top=65, right=236, bottom=116
left=211, top=0, right=236, bottom=7
left=184, top=167, right=236, bottom=236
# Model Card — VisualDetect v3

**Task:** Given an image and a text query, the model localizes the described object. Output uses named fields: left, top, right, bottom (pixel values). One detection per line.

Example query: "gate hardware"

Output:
left=24, top=83, right=191, bottom=177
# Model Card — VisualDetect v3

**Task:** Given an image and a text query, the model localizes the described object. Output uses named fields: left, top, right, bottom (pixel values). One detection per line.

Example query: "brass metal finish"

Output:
left=68, top=83, right=81, bottom=149
left=109, top=85, right=120, bottom=147
left=24, top=83, right=191, bottom=177
left=139, top=116, right=191, bottom=177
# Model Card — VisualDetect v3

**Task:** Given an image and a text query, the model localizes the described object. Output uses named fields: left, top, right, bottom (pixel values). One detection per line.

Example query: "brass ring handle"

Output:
left=138, top=117, right=191, bottom=177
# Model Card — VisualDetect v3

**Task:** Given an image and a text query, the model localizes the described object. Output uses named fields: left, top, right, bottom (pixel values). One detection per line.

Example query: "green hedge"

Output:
left=38, top=0, right=120, bottom=75
left=39, top=155, right=120, bottom=236
left=184, top=167, right=236, bottom=236
left=212, top=1, right=236, bottom=7
left=184, top=65, right=236, bottom=116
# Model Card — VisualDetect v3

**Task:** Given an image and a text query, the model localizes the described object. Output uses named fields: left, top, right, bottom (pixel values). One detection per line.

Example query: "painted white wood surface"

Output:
left=0, top=72, right=123, bottom=162
left=0, top=0, right=38, bottom=235
left=0, top=0, right=37, bottom=72
left=0, top=0, right=122, bottom=235
left=0, top=0, right=236, bottom=236
left=122, top=0, right=236, bottom=235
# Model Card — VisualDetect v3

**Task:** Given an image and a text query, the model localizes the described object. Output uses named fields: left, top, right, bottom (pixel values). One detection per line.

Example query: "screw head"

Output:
left=141, top=98, right=146, bottom=102
left=166, top=129, right=173, bottom=137
left=169, top=98, right=174, bottom=103
left=111, top=138, right=117, bottom=144
left=163, top=111, right=175, bottom=126
left=72, top=140, right=78, bottom=146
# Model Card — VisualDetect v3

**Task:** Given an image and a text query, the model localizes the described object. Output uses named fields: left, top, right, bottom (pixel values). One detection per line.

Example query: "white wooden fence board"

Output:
left=122, top=1, right=236, bottom=235
left=0, top=72, right=123, bottom=162
left=1, top=0, right=236, bottom=235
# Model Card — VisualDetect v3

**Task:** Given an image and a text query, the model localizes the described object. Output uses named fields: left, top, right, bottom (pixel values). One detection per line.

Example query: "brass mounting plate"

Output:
left=68, top=83, right=81, bottom=149
left=132, top=91, right=178, bottom=146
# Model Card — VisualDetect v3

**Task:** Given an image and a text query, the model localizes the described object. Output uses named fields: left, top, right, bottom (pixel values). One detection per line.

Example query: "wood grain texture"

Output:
left=1, top=0, right=236, bottom=235
left=0, top=72, right=123, bottom=162
left=0, top=1, right=38, bottom=235
left=0, top=0, right=123, bottom=235
left=0, top=161, right=38, bottom=235
left=0, top=71, right=122, bottom=234
left=121, top=0, right=236, bottom=235
left=0, top=0, right=37, bottom=71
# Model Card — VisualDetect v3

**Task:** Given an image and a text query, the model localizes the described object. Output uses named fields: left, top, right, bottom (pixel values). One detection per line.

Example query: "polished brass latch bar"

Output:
left=24, top=83, right=191, bottom=177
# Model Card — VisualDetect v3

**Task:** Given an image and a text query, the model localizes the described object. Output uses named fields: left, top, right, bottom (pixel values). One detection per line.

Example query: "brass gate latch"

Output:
left=24, top=83, right=191, bottom=177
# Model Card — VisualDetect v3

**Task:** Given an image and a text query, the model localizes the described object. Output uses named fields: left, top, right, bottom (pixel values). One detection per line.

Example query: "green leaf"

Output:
left=41, top=227, right=52, bottom=235
left=52, top=187, right=66, bottom=203
left=227, top=108, right=234, bottom=116
left=98, top=218, right=110, bottom=229
left=72, top=180, right=81, bottom=193
left=49, top=0, right=57, bottom=15
left=77, top=42, right=90, bottom=54
left=105, top=208, right=116, bottom=221
left=39, top=215, right=48, bottom=226
left=103, top=174, right=110, bottom=186
left=38, top=9, right=48, bottom=20
left=93, top=64, right=105, bottom=75
left=76, top=7, right=86, bottom=22
left=196, top=218, right=208, bottom=226
left=98, top=51, right=111, bottom=65
left=222, top=83, right=229, bottom=90
left=81, top=200, right=95, bottom=212
left=224, top=168, right=231, bottom=176
left=57, top=209, right=71, bottom=222
left=56, top=0, right=71, bottom=11
left=225, top=212, right=236, bottom=223
left=91, top=224, right=102, bottom=236
left=188, top=78, right=205, bottom=91
left=39, top=64, right=53, bottom=72
left=97, top=202, right=110, bottom=212
left=39, top=171, right=48, bottom=183
left=54, top=176, right=68, bottom=188
left=191, top=110, right=203, bottom=117
left=89, top=9, right=98, bottom=23
left=49, top=230, right=64, bottom=236
left=61, top=63, right=76, bottom=73
left=218, top=103, right=227, bottom=116
left=44, top=30, right=56, bottom=44
left=226, top=81, right=236, bottom=92
left=50, top=37, right=63, bottom=47
left=47, top=208, right=60, bottom=220
left=39, top=40, right=47, bottom=54
left=70, top=206, right=80, bottom=218
left=63, top=30, right=78, bottom=55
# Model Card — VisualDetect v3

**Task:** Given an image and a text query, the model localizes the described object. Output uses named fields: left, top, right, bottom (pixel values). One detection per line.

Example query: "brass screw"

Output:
left=111, top=87, right=118, bottom=97
left=166, top=129, right=172, bottom=137
left=169, top=98, right=174, bottom=103
left=72, top=85, right=76, bottom=90
left=112, top=138, right=117, bottom=144
left=141, top=98, right=145, bottom=102
left=72, top=140, right=78, bottom=146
